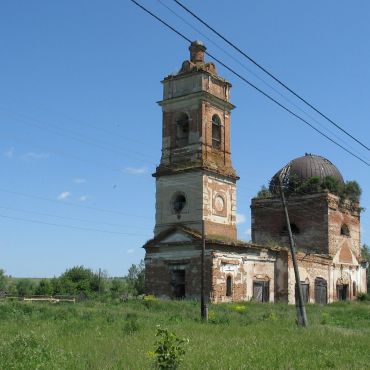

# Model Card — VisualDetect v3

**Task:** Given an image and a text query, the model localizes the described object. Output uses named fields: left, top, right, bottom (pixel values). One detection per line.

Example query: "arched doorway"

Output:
left=314, top=277, right=327, bottom=304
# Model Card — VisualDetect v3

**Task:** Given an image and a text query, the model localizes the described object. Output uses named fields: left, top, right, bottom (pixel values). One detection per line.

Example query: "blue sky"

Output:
left=1, top=1, right=369, bottom=277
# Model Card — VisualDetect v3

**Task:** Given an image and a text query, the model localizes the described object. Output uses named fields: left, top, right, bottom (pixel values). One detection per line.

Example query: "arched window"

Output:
left=176, top=113, right=189, bottom=147
left=341, top=224, right=350, bottom=237
left=282, top=223, right=300, bottom=235
left=212, top=114, right=221, bottom=149
left=172, top=193, right=187, bottom=214
left=353, top=281, right=357, bottom=298
left=226, top=276, right=232, bottom=297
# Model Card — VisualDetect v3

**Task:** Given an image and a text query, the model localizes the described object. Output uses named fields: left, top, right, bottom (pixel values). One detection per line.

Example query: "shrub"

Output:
left=357, top=292, right=370, bottom=301
left=109, top=278, right=127, bottom=298
left=256, top=185, right=272, bottom=199
left=16, top=279, right=35, bottom=297
left=0, top=332, right=76, bottom=369
left=0, top=269, right=6, bottom=291
left=208, top=310, right=230, bottom=325
left=296, top=176, right=321, bottom=194
left=126, top=260, right=145, bottom=295
left=56, top=266, right=106, bottom=296
left=343, top=181, right=362, bottom=202
left=35, top=279, right=52, bottom=296
left=143, top=294, right=158, bottom=309
left=151, top=326, right=188, bottom=369
left=230, top=304, right=247, bottom=314
left=281, top=175, right=362, bottom=204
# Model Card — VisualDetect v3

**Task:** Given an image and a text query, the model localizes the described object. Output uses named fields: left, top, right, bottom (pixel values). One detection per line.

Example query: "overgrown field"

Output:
left=0, top=299, right=369, bottom=369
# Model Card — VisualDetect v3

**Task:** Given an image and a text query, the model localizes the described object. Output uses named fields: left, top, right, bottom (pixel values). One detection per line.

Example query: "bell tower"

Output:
left=154, top=41, right=239, bottom=239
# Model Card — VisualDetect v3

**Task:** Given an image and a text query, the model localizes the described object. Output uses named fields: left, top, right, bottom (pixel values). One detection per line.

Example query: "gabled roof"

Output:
left=143, top=225, right=202, bottom=249
left=143, top=225, right=284, bottom=252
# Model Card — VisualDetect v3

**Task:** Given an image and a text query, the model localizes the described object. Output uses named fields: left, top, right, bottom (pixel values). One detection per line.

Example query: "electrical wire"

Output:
left=129, top=0, right=370, bottom=167
left=0, top=188, right=152, bottom=220
left=0, top=205, right=152, bottom=231
left=157, top=0, right=366, bottom=159
left=173, top=0, right=370, bottom=152
left=0, top=213, right=147, bottom=237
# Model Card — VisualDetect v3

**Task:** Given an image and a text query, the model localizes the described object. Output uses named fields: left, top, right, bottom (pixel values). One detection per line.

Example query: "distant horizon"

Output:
left=1, top=1, right=369, bottom=277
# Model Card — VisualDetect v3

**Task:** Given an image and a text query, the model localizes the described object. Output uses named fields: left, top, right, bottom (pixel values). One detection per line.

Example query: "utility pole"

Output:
left=201, top=220, right=208, bottom=321
left=279, top=179, right=308, bottom=327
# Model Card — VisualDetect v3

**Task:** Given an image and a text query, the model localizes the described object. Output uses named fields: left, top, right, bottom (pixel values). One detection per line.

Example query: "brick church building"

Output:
left=143, top=41, right=368, bottom=304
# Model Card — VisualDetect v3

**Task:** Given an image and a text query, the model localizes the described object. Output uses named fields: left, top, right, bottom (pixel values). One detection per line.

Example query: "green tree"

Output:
left=320, top=176, right=343, bottom=195
left=256, top=185, right=272, bottom=199
left=361, top=244, right=370, bottom=290
left=50, top=277, right=62, bottom=295
left=16, top=279, right=35, bottom=297
left=0, top=269, right=6, bottom=291
left=344, top=181, right=362, bottom=202
left=110, top=278, right=128, bottom=298
left=59, top=266, right=93, bottom=295
left=287, top=173, right=301, bottom=193
left=58, top=266, right=104, bottom=296
left=127, top=260, right=145, bottom=295
left=296, top=176, right=321, bottom=194
left=35, top=279, right=52, bottom=295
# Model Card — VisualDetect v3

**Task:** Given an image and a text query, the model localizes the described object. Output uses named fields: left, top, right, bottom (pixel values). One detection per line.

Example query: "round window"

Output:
left=172, top=193, right=187, bottom=214
left=214, top=195, right=225, bottom=212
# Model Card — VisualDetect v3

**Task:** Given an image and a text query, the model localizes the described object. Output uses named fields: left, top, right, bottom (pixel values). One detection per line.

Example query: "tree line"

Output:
left=0, top=261, right=145, bottom=299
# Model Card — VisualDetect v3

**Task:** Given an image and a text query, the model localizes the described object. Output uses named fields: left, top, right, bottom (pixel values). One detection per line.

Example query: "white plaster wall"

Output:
left=155, top=172, right=203, bottom=235
left=203, top=173, right=236, bottom=227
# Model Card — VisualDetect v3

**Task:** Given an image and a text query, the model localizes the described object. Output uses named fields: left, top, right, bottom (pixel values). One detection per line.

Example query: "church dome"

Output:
left=269, top=154, right=344, bottom=193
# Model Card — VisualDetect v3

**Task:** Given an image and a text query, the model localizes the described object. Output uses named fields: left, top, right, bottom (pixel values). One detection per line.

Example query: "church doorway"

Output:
left=314, top=278, right=327, bottom=304
left=253, top=280, right=269, bottom=302
left=295, top=282, right=310, bottom=303
left=337, top=284, right=349, bottom=301
left=171, top=270, right=185, bottom=299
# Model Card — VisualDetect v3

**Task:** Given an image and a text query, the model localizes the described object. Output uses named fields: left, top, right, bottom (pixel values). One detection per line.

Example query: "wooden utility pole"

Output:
left=279, top=179, right=308, bottom=327
left=201, top=220, right=208, bottom=321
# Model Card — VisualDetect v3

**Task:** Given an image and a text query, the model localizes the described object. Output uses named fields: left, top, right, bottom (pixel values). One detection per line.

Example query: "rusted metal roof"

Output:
left=269, top=153, right=344, bottom=193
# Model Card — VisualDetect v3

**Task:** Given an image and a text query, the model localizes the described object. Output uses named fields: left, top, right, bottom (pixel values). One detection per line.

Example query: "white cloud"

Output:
left=123, top=166, right=148, bottom=175
left=245, top=228, right=252, bottom=236
left=78, top=195, right=88, bottom=202
left=127, top=248, right=134, bottom=254
left=57, top=191, right=70, bottom=200
left=74, top=178, right=86, bottom=184
left=236, top=213, right=246, bottom=224
left=22, top=152, right=50, bottom=160
left=4, top=147, right=14, bottom=158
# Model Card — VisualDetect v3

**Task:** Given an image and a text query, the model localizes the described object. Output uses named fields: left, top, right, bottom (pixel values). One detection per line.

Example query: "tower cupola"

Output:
left=189, top=40, right=206, bottom=63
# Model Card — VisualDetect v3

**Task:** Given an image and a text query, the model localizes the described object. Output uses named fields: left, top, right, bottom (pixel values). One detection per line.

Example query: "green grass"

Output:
left=0, top=299, right=369, bottom=369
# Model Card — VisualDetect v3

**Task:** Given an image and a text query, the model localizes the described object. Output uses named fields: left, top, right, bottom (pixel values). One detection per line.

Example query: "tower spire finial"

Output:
left=189, top=40, right=206, bottom=63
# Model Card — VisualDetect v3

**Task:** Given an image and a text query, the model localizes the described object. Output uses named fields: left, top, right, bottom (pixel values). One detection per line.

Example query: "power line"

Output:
left=172, top=0, right=370, bottom=153
left=129, top=0, right=370, bottom=168
left=0, top=205, right=152, bottom=231
left=157, top=0, right=366, bottom=159
left=0, top=108, right=153, bottom=163
left=0, top=213, right=147, bottom=237
left=0, top=188, right=152, bottom=220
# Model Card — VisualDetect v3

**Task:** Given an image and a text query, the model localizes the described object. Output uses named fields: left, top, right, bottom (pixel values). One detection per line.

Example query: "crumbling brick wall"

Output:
left=145, top=247, right=212, bottom=300
left=251, top=192, right=360, bottom=257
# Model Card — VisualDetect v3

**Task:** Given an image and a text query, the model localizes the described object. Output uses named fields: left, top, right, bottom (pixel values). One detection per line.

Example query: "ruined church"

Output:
left=143, top=41, right=368, bottom=304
